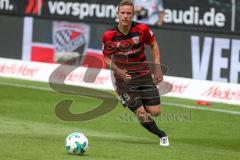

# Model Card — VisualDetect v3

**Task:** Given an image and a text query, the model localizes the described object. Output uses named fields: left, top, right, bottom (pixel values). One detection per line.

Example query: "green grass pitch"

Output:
left=0, top=77, right=239, bottom=160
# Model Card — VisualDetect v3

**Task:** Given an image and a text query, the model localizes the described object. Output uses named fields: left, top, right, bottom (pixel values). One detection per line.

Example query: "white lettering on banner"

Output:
left=212, top=38, right=230, bottom=82
left=191, top=36, right=240, bottom=83
left=164, top=7, right=225, bottom=27
left=48, top=1, right=116, bottom=19
left=230, top=40, right=240, bottom=83
left=0, top=0, right=13, bottom=10
left=191, top=36, right=212, bottom=80
left=202, top=86, right=240, bottom=101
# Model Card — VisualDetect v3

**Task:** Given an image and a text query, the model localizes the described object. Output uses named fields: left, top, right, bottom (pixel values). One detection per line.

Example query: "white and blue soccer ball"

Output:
left=65, top=132, right=88, bottom=155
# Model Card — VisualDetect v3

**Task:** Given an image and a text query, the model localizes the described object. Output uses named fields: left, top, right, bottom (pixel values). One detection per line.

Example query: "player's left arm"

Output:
left=157, top=0, right=165, bottom=26
left=150, top=38, right=163, bottom=84
left=157, top=11, right=165, bottom=26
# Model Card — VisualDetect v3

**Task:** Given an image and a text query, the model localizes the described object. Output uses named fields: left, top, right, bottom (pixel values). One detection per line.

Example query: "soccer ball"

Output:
left=65, top=132, right=88, bottom=155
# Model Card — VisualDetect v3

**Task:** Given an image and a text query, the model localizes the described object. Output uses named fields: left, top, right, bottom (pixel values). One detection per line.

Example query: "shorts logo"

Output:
left=119, top=93, right=130, bottom=104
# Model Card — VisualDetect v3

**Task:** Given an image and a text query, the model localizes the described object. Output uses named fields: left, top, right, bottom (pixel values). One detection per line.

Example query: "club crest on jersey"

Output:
left=132, top=36, right=140, bottom=44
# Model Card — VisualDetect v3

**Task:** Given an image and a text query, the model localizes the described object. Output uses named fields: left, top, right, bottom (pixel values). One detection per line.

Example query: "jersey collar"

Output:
left=116, top=21, right=136, bottom=36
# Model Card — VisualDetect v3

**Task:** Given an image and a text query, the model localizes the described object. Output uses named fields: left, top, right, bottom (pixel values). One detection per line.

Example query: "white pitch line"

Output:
left=0, top=81, right=53, bottom=92
left=1, top=81, right=240, bottom=116
left=163, top=102, right=240, bottom=116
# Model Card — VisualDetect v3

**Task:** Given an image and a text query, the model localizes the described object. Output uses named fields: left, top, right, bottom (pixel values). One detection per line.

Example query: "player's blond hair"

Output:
left=117, top=0, right=134, bottom=12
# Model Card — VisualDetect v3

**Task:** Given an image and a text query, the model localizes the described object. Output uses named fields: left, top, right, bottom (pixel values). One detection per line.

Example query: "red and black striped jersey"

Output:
left=102, top=21, right=155, bottom=79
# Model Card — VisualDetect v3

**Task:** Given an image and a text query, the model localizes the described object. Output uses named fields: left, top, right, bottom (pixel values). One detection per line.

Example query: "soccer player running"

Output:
left=102, top=0, right=169, bottom=146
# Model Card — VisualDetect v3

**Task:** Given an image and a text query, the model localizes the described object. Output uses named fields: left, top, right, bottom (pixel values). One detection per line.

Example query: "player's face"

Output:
left=117, top=5, right=134, bottom=26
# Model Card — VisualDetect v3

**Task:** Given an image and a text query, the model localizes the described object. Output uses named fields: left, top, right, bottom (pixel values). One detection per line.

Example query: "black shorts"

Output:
left=116, top=74, right=160, bottom=112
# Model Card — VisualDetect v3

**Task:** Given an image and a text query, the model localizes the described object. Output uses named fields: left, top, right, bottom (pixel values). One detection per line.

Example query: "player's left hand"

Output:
left=157, top=20, right=163, bottom=26
left=153, top=64, right=163, bottom=84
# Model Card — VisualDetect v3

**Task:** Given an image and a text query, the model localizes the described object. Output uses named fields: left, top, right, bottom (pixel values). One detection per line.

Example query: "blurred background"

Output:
left=1, top=0, right=239, bottom=83
left=0, top=1, right=240, bottom=160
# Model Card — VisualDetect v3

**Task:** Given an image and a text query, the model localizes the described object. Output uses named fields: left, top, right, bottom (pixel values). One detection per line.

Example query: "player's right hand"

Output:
left=117, top=69, right=132, bottom=81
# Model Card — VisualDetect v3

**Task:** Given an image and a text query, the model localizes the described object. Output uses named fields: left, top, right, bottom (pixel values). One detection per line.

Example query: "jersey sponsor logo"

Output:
left=117, top=47, right=143, bottom=56
left=105, top=37, right=142, bottom=56
left=116, top=40, right=133, bottom=52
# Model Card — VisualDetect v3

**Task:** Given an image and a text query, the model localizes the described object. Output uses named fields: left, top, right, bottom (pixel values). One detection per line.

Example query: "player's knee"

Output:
left=137, top=110, right=147, bottom=118
left=150, top=110, right=160, bottom=117
left=146, top=106, right=161, bottom=117
left=151, top=108, right=161, bottom=116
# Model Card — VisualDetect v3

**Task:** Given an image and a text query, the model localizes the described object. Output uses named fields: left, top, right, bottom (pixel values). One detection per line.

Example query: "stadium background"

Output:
left=0, top=0, right=240, bottom=160
left=1, top=0, right=240, bottom=83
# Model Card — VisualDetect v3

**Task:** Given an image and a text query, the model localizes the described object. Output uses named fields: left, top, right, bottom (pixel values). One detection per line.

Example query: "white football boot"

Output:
left=160, top=136, right=170, bottom=146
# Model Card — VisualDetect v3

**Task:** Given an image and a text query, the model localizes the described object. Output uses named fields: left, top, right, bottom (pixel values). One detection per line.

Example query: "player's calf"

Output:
left=135, top=107, right=167, bottom=137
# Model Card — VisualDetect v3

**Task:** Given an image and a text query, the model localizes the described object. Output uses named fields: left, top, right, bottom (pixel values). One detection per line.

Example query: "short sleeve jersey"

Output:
left=102, top=21, right=155, bottom=79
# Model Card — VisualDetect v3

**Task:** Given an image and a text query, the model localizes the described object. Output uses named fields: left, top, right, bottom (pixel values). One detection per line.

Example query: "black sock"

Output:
left=140, top=120, right=167, bottom=138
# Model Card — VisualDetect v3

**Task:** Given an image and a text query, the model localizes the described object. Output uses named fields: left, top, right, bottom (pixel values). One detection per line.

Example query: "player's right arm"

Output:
left=103, top=54, right=131, bottom=81
left=102, top=32, right=131, bottom=81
